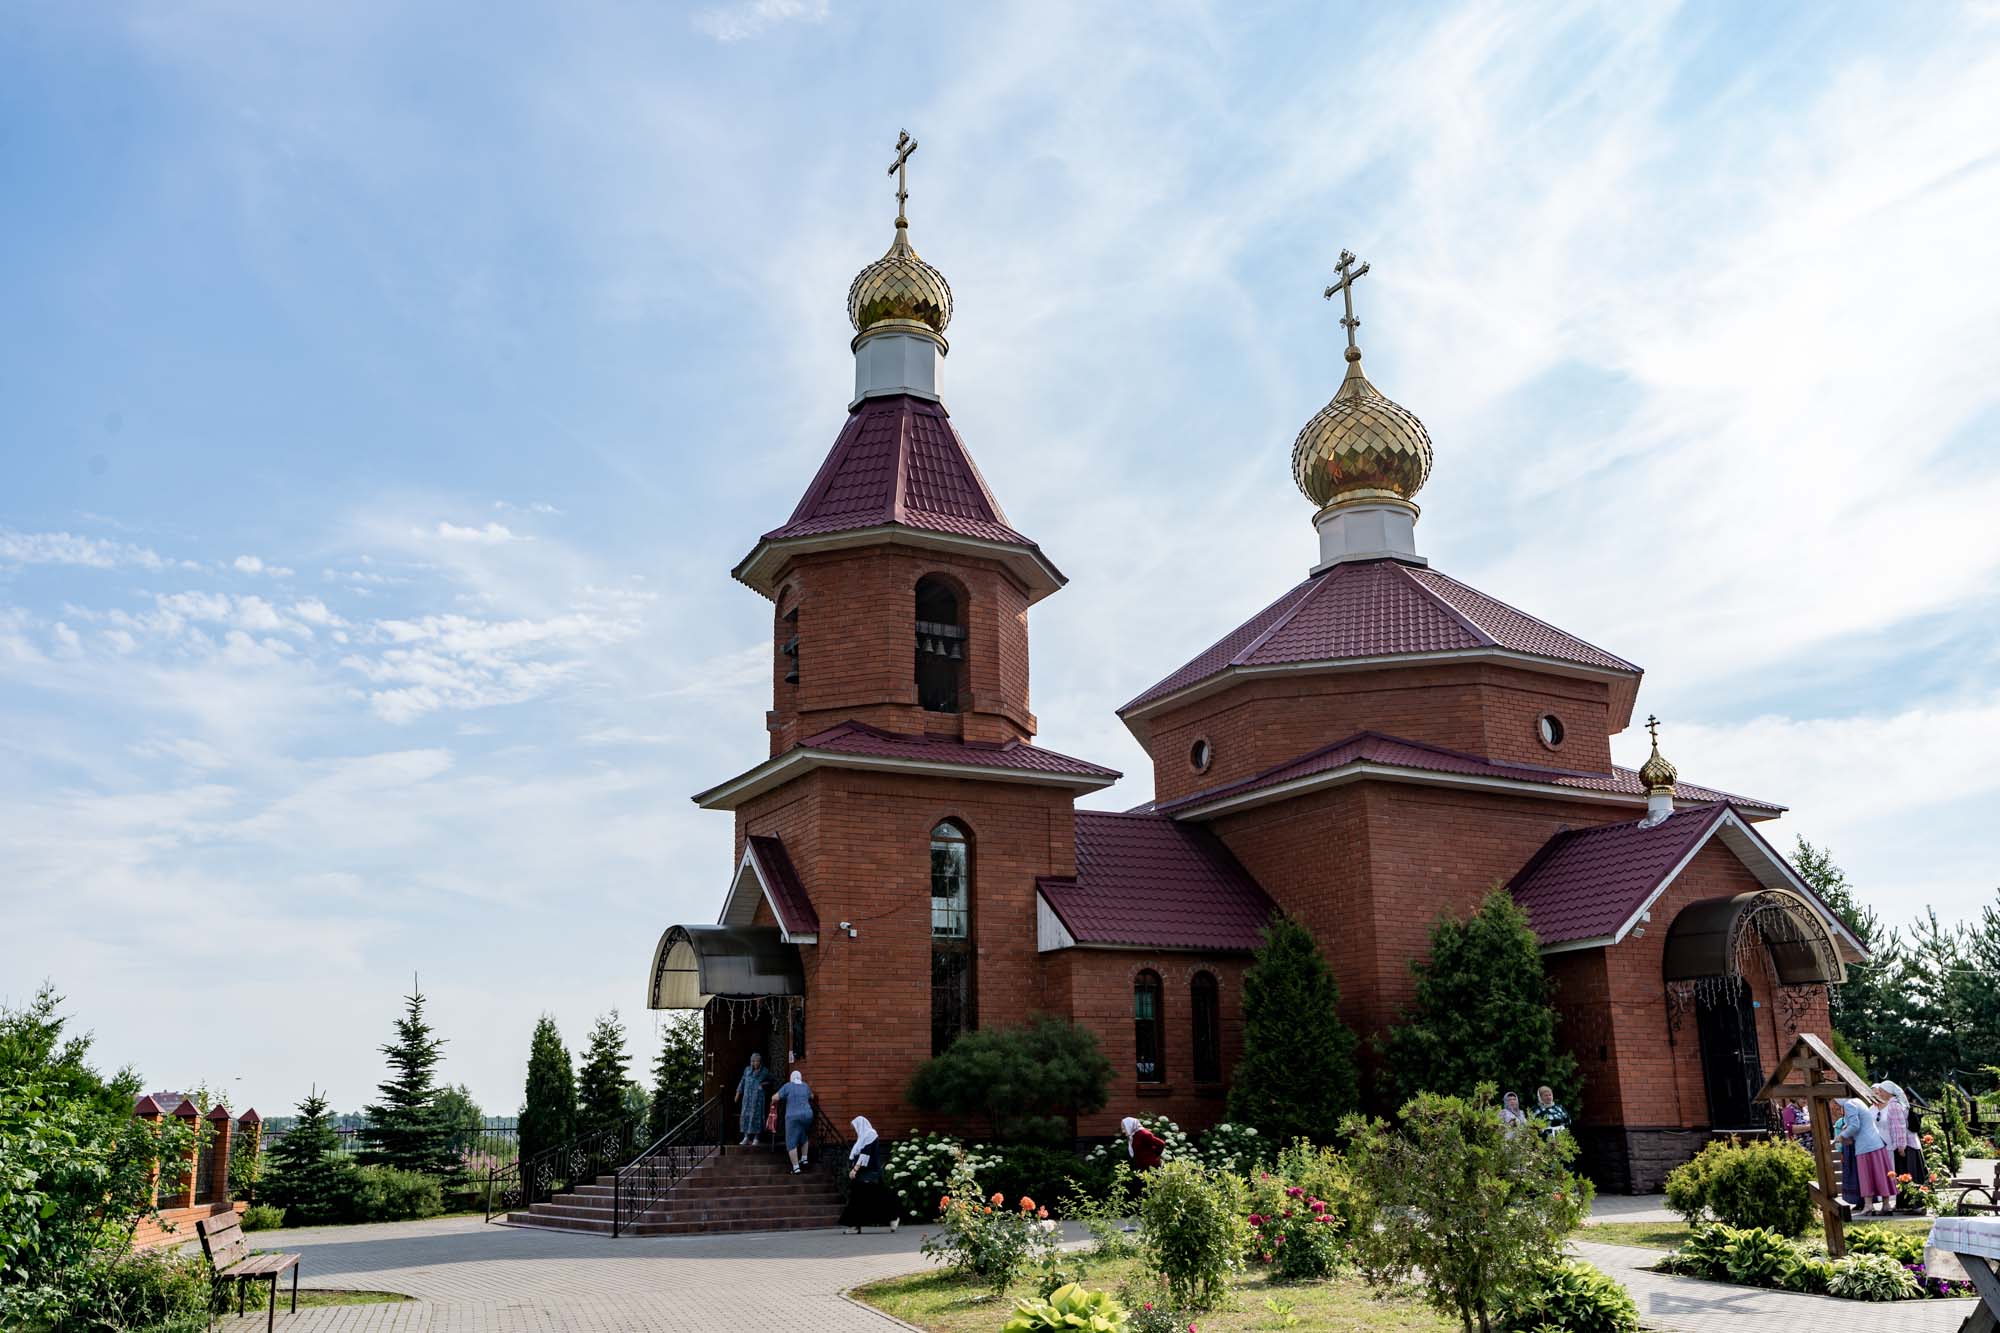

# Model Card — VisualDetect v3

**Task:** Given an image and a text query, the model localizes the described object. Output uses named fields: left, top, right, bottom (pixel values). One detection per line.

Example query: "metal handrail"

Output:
left=812, top=1105, right=853, bottom=1204
left=483, top=1118, right=637, bottom=1222
left=611, top=1095, right=722, bottom=1237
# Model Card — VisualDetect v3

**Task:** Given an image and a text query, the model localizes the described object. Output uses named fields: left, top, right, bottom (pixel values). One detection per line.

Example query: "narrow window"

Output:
left=915, top=577, right=966, bottom=713
left=781, top=604, right=800, bottom=684
left=1191, top=972, right=1221, bottom=1084
left=930, top=821, right=975, bottom=1054
left=1134, top=970, right=1165, bottom=1083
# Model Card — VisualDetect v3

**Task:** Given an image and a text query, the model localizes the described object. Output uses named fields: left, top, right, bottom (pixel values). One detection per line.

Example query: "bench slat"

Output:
left=221, top=1253, right=299, bottom=1277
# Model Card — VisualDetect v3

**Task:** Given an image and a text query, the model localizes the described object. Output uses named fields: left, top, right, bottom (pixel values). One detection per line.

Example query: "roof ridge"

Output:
left=1232, top=564, right=1347, bottom=668
left=780, top=403, right=871, bottom=529
left=888, top=398, right=912, bottom=526
left=1412, top=565, right=1638, bottom=672
left=935, top=409, right=1011, bottom=527
left=1392, top=560, right=1497, bottom=648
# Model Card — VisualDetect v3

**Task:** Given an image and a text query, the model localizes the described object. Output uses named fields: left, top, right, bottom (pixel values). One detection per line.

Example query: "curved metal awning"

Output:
left=1663, top=889, right=1846, bottom=986
left=647, top=924, right=804, bottom=1010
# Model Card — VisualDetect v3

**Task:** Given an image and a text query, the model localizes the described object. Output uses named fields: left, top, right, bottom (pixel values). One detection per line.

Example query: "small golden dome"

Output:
left=1291, top=347, right=1434, bottom=509
left=847, top=223, right=953, bottom=336
left=1639, top=714, right=1678, bottom=793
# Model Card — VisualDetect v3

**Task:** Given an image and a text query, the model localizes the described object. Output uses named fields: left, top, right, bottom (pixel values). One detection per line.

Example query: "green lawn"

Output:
left=222, top=1289, right=410, bottom=1310
left=1583, top=1217, right=1935, bottom=1251
left=852, top=1257, right=1458, bottom=1332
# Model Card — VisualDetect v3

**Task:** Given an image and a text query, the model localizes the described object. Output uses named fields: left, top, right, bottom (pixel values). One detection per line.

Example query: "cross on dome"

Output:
left=1323, top=249, right=1371, bottom=361
left=887, top=130, right=917, bottom=228
left=847, top=128, right=952, bottom=337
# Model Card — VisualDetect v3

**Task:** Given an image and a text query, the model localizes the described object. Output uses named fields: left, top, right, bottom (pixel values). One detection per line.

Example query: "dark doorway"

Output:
left=1694, top=982, right=1764, bottom=1129
left=701, top=1002, right=791, bottom=1123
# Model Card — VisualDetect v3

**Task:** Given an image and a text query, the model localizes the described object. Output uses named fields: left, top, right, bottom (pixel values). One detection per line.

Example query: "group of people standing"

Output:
left=731, top=1051, right=900, bottom=1232
left=1499, top=1087, right=1573, bottom=1141
left=1836, top=1080, right=1920, bottom=1216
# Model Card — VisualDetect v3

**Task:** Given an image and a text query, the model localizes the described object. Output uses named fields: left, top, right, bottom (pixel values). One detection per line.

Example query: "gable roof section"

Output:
left=1120, top=558, right=1639, bottom=720
left=1154, top=730, right=1782, bottom=821
left=733, top=395, right=1065, bottom=602
left=1035, top=811, right=1277, bottom=952
left=717, top=836, right=819, bottom=943
left=693, top=721, right=1121, bottom=810
left=1507, top=803, right=1869, bottom=962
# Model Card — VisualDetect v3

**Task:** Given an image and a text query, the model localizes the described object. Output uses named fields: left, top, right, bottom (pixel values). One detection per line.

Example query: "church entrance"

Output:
left=1693, top=983, right=1763, bottom=1130
left=703, top=999, right=797, bottom=1112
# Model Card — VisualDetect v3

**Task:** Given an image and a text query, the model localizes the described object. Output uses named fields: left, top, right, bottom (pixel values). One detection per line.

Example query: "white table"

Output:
left=1928, top=1216, right=2000, bottom=1332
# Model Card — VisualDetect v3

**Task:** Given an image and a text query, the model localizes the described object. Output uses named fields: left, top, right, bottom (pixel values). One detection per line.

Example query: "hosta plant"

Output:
left=1722, top=1226, right=1801, bottom=1288
left=1496, top=1259, right=1640, bottom=1333
left=1826, top=1252, right=1921, bottom=1301
left=1002, top=1282, right=1129, bottom=1333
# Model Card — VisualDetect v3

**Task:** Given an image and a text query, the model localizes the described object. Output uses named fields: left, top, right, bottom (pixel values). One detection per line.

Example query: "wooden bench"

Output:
left=196, top=1211, right=299, bottom=1332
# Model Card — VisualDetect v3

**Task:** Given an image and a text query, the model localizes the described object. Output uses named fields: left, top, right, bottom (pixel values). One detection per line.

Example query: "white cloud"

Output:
left=232, top=554, right=296, bottom=577
left=692, top=0, right=828, bottom=43
left=434, top=521, right=528, bottom=544
left=0, top=529, right=167, bottom=570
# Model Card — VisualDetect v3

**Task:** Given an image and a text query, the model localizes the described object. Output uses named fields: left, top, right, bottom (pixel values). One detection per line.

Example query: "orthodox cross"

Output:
left=887, top=130, right=918, bottom=225
left=1647, top=714, right=1662, bottom=744
left=1323, top=249, right=1371, bottom=352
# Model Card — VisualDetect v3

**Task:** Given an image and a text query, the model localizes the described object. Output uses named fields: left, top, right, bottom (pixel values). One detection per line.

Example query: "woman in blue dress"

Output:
left=772, top=1070, right=816, bottom=1174
left=734, top=1051, right=772, bottom=1146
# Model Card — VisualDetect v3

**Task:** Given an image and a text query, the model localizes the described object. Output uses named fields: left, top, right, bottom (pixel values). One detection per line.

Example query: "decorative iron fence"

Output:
left=483, top=1119, right=638, bottom=1222
left=611, top=1096, right=723, bottom=1236
left=261, top=1121, right=522, bottom=1162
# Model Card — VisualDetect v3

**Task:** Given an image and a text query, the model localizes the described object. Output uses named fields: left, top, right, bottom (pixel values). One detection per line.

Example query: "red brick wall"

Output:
left=131, top=1202, right=243, bottom=1252
left=1140, top=664, right=1614, bottom=805
left=762, top=545, right=1037, bottom=754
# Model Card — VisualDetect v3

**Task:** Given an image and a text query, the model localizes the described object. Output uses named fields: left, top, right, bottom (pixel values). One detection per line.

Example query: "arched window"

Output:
left=915, top=577, right=966, bottom=713
left=930, top=820, right=975, bottom=1054
left=1190, top=972, right=1221, bottom=1084
left=1134, top=970, right=1165, bottom=1083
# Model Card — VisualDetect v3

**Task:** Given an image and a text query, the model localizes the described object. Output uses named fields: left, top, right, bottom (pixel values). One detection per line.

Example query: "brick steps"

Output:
left=502, top=1144, right=847, bottom=1237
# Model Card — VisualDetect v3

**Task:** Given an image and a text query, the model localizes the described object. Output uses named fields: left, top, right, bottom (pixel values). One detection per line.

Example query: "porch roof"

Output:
left=647, top=924, right=804, bottom=1010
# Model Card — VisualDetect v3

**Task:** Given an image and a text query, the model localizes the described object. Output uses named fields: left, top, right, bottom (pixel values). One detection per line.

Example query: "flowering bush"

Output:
left=1894, top=1169, right=1938, bottom=1213
left=1137, top=1158, right=1244, bottom=1310
left=920, top=1154, right=1061, bottom=1292
left=884, top=1133, right=998, bottom=1221
left=1194, top=1121, right=1265, bottom=1175
left=1116, top=1276, right=1197, bottom=1333
left=1244, top=1186, right=1342, bottom=1283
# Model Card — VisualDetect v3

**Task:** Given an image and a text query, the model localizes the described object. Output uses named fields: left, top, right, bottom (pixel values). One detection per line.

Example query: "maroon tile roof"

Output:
left=1508, top=804, right=1729, bottom=946
left=1122, top=559, right=1638, bottom=713
left=802, top=720, right=1121, bottom=780
left=745, top=835, right=819, bottom=938
left=1038, top=811, right=1277, bottom=951
left=1155, top=730, right=1780, bottom=816
left=763, top=395, right=1034, bottom=547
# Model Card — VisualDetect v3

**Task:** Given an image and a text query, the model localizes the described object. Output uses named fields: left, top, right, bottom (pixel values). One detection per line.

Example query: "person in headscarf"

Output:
left=1533, top=1086, right=1571, bottom=1141
left=1874, top=1081, right=1917, bottom=1195
left=1499, top=1091, right=1532, bottom=1132
left=839, top=1116, right=899, bottom=1233
left=733, top=1051, right=772, bottom=1146
left=1837, top=1090, right=1895, bottom=1215
left=771, top=1070, right=816, bottom=1174
left=1121, top=1116, right=1165, bottom=1171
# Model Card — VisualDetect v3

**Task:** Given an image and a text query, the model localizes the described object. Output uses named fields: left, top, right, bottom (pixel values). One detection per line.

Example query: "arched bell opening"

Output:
left=1662, top=890, right=1845, bottom=1131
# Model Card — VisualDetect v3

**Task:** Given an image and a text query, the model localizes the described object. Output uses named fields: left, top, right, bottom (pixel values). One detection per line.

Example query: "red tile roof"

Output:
left=1121, top=559, right=1638, bottom=713
left=745, top=835, right=819, bottom=938
left=1154, top=730, right=1780, bottom=817
left=763, top=395, right=1034, bottom=547
left=1037, top=811, right=1277, bottom=951
left=802, top=721, right=1121, bottom=779
left=1507, top=805, right=1727, bottom=947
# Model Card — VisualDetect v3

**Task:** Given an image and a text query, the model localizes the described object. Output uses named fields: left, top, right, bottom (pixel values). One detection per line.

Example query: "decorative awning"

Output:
left=647, top=924, right=803, bottom=1010
left=1663, top=889, right=1846, bottom=986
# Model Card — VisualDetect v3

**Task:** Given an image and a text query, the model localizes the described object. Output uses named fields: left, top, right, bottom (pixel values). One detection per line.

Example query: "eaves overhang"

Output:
left=732, top=525, right=1067, bottom=605
left=692, top=745, right=1119, bottom=811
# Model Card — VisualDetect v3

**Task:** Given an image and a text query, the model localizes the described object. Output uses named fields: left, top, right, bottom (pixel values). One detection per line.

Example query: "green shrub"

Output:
left=1194, top=1121, right=1268, bottom=1175
left=1137, top=1158, right=1245, bottom=1311
left=1846, top=1225, right=1924, bottom=1265
left=1656, top=1223, right=1733, bottom=1278
left=920, top=1154, right=1062, bottom=1292
left=1789, top=1256, right=1837, bottom=1294
left=1496, top=1259, right=1640, bottom=1333
left=1002, top=1282, right=1129, bottom=1332
left=983, top=1143, right=1088, bottom=1214
left=354, top=1164, right=443, bottom=1221
left=1826, top=1252, right=1920, bottom=1301
left=1721, top=1226, right=1800, bottom=1288
left=1117, top=1279, right=1196, bottom=1333
left=906, top=1018, right=1112, bottom=1143
left=6, top=1248, right=214, bottom=1333
left=1663, top=1140, right=1815, bottom=1234
left=240, top=1204, right=287, bottom=1232
left=1060, top=1160, right=1140, bottom=1261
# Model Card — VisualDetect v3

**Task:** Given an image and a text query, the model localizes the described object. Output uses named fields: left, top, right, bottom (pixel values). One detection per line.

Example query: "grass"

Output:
left=1584, top=1216, right=1934, bottom=1251
left=221, top=1289, right=410, bottom=1310
left=852, top=1256, right=1458, bottom=1332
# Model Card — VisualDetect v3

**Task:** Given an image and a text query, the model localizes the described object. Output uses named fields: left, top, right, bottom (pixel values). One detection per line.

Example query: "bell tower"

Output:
left=731, top=132, right=1064, bottom=755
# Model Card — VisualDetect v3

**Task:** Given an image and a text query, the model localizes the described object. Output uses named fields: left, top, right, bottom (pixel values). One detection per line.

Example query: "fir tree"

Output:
left=577, top=1011, right=633, bottom=1132
left=648, top=1012, right=704, bottom=1141
left=1379, top=889, right=1581, bottom=1112
left=359, top=982, right=457, bottom=1175
left=1226, top=915, right=1358, bottom=1143
left=262, top=1087, right=360, bottom=1225
left=518, top=1015, right=576, bottom=1164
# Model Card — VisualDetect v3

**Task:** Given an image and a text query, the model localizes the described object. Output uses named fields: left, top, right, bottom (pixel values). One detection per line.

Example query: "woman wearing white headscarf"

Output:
left=1121, top=1116, right=1165, bottom=1171
left=771, top=1070, right=815, bottom=1174
left=1837, top=1090, right=1895, bottom=1215
left=1875, top=1081, right=1919, bottom=1189
left=839, top=1116, right=898, bottom=1233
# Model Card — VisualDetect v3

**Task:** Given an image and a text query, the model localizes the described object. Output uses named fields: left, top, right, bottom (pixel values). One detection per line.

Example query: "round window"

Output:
left=1537, top=715, right=1566, bottom=749
left=1189, top=738, right=1214, bottom=773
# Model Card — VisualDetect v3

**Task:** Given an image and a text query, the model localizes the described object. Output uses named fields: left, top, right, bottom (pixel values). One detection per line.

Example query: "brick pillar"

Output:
left=205, top=1105, right=233, bottom=1204
left=133, top=1096, right=164, bottom=1206
left=236, top=1108, right=262, bottom=1204
left=166, top=1101, right=199, bottom=1209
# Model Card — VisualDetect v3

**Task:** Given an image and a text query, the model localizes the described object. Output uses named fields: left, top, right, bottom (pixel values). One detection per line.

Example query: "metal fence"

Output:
left=261, top=1120, right=521, bottom=1165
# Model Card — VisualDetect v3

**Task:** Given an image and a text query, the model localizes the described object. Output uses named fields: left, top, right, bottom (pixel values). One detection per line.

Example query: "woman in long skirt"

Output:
left=840, top=1117, right=899, bottom=1233
left=733, top=1051, right=771, bottom=1146
left=1839, top=1093, right=1896, bottom=1215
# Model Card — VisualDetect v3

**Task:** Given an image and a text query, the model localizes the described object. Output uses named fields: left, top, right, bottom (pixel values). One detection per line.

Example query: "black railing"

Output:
left=812, top=1105, right=853, bottom=1205
left=611, top=1096, right=723, bottom=1237
left=484, top=1119, right=638, bottom=1222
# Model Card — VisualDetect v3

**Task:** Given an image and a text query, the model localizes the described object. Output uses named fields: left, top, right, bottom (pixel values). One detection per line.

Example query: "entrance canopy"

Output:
left=1663, top=889, right=1845, bottom=985
left=647, top=924, right=803, bottom=1010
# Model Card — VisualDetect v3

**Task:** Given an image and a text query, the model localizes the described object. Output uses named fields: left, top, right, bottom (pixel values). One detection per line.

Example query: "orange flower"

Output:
left=1898, top=1173, right=1913, bottom=1183
left=990, top=1191, right=1004, bottom=1206
left=940, top=1195, right=951, bottom=1209
left=1020, top=1196, right=1036, bottom=1212
left=983, top=1205, right=993, bottom=1215
left=1037, top=1207, right=1050, bottom=1220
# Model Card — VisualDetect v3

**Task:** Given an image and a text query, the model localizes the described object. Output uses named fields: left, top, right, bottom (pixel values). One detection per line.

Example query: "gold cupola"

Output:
left=1638, top=714, right=1678, bottom=793
left=1296, top=251, right=1434, bottom=569
left=847, top=130, right=952, bottom=341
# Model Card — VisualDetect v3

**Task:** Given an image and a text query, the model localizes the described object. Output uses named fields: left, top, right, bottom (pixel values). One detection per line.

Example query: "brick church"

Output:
left=648, top=146, right=1867, bottom=1192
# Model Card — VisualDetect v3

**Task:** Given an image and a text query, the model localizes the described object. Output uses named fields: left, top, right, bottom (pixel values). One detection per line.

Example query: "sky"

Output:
left=3, top=0, right=1998, bottom=1118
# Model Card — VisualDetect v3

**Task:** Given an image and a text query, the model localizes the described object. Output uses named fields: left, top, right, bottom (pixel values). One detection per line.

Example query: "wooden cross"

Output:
left=1323, top=249, right=1371, bottom=352
left=887, top=130, right=918, bottom=225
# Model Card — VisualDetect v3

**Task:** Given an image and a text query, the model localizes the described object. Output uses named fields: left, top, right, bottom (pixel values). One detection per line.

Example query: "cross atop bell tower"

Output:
left=888, top=130, right=917, bottom=228
left=1323, top=249, right=1371, bottom=362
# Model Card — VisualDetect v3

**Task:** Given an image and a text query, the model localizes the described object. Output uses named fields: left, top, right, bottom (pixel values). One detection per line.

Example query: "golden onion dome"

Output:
left=1638, top=722, right=1679, bottom=794
left=847, top=222, right=953, bottom=336
left=1291, top=346, right=1434, bottom=509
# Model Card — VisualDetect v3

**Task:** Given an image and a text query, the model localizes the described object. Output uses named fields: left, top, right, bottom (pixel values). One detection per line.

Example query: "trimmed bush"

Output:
left=1663, top=1139, right=1815, bottom=1235
left=1827, top=1252, right=1921, bottom=1301
left=240, top=1204, right=287, bottom=1232
left=1137, top=1158, right=1245, bottom=1311
left=1497, top=1259, right=1640, bottom=1333
left=354, top=1164, right=444, bottom=1221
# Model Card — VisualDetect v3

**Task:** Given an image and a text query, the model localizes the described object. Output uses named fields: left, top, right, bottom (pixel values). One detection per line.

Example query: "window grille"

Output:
left=930, top=821, right=974, bottom=1052
left=1134, top=970, right=1165, bottom=1083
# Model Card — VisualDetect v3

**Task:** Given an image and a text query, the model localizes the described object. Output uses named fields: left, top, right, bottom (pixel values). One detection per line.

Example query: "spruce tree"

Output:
left=1379, top=889, right=1581, bottom=1112
left=1794, top=838, right=1897, bottom=1069
left=1227, top=915, right=1358, bottom=1143
left=262, top=1088, right=360, bottom=1225
left=518, top=1015, right=576, bottom=1163
left=648, top=1012, right=705, bottom=1140
left=359, top=982, right=457, bottom=1175
left=577, top=1010, right=632, bottom=1132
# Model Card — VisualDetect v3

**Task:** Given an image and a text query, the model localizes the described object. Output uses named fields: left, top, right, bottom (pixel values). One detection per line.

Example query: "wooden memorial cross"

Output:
left=1754, top=1031, right=1872, bottom=1257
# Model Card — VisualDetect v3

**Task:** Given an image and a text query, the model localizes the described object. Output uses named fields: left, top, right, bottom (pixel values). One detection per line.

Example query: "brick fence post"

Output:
left=166, top=1100, right=199, bottom=1210
left=205, top=1105, right=233, bottom=1204
left=133, top=1096, right=164, bottom=1207
left=236, top=1108, right=262, bottom=1204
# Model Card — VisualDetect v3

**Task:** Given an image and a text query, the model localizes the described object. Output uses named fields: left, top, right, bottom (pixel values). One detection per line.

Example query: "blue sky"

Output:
left=4, top=0, right=1998, bottom=1116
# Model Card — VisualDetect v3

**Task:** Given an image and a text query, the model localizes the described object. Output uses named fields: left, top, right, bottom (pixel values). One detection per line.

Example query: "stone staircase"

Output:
left=503, top=1145, right=846, bottom=1236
